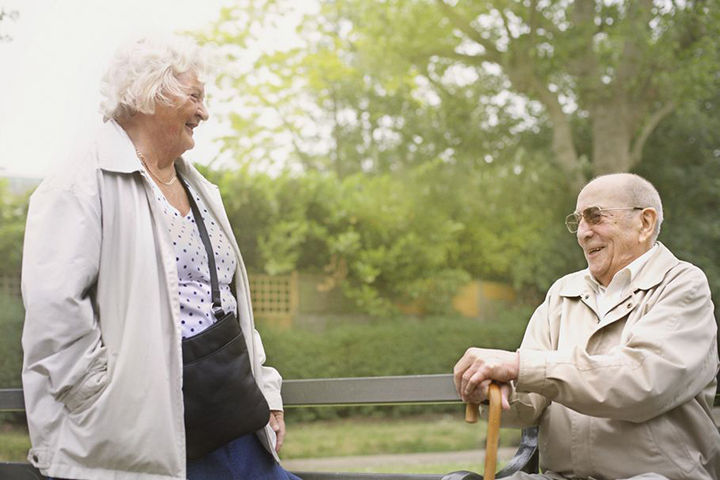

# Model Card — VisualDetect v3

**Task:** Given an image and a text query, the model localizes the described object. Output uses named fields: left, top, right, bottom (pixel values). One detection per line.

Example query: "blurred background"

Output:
left=1, top=0, right=719, bottom=474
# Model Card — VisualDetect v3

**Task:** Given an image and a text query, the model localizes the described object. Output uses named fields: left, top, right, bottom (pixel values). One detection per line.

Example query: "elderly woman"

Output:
left=21, top=36, right=300, bottom=480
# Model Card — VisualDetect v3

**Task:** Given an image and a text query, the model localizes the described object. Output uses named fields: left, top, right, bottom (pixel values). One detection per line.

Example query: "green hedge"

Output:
left=201, top=163, right=581, bottom=318
left=0, top=294, right=23, bottom=388
left=258, top=304, right=534, bottom=420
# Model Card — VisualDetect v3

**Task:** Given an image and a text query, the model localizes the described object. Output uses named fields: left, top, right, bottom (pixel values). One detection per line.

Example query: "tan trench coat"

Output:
left=21, top=121, right=283, bottom=480
left=503, top=243, right=719, bottom=479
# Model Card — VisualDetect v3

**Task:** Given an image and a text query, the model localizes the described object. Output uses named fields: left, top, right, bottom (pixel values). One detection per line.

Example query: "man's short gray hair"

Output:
left=588, top=173, right=664, bottom=242
left=99, top=35, right=210, bottom=122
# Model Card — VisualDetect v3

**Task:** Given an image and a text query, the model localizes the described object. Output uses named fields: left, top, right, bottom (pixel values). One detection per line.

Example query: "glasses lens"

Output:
left=583, top=206, right=603, bottom=225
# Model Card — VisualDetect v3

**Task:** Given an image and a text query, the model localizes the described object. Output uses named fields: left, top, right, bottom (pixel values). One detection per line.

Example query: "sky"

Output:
left=0, top=0, right=235, bottom=178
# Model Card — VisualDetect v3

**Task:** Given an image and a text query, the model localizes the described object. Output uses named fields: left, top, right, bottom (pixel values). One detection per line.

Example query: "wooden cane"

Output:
left=464, top=402, right=479, bottom=423
left=483, top=382, right=502, bottom=480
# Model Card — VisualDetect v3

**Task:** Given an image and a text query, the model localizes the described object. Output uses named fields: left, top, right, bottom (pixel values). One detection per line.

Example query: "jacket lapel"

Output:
left=558, top=272, right=602, bottom=321
left=595, top=243, right=679, bottom=329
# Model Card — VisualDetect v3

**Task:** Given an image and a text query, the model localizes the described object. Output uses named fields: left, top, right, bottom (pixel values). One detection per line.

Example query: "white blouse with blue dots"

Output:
left=148, top=180, right=238, bottom=339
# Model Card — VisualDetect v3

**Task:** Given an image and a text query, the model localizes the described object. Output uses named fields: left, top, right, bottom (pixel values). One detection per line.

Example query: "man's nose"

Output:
left=576, top=216, right=593, bottom=240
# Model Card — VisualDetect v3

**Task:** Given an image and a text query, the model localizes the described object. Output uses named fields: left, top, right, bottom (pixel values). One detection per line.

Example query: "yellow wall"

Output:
left=451, top=280, right=516, bottom=318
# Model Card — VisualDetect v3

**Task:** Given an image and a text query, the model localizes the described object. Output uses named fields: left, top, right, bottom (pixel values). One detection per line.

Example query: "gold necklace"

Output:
left=136, top=150, right=177, bottom=186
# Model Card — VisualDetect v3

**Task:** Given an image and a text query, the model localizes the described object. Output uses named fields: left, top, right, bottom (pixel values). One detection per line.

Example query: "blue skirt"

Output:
left=50, top=434, right=301, bottom=480
left=187, top=433, right=302, bottom=480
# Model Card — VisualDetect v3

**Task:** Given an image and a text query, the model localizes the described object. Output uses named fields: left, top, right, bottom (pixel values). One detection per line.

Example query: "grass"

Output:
left=282, top=412, right=520, bottom=459
left=0, top=423, right=30, bottom=462
left=309, top=462, right=486, bottom=475
left=1, top=413, right=520, bottom=464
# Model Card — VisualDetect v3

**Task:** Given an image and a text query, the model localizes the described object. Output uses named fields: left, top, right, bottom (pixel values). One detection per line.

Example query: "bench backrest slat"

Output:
left=0, top=375, right=463, bottom=412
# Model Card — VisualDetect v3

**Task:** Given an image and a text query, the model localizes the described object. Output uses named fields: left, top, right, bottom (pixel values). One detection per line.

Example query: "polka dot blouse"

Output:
left=149, top=180, right=238, bottom=339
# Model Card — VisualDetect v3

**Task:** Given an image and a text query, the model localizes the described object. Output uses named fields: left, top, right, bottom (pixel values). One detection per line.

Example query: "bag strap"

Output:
left=179, top=177, right=224, bottom=318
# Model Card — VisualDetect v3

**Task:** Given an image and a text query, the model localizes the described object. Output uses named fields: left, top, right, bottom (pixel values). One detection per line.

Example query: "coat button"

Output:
left=626, top=303, right=632, bottom=308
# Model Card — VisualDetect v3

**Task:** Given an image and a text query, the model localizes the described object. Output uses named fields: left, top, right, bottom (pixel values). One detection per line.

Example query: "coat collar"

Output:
left=96, top=120, right=143, bottom=174
left=95, top=120, right=208, bottom=187
left=557, top=242, right=679, bottom=298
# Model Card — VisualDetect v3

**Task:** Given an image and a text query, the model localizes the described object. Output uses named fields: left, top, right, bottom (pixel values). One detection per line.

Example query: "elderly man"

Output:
left=455, top=173, right=719, bottom=480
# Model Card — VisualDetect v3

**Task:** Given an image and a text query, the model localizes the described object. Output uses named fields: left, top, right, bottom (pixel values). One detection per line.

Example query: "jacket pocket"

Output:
left=57, top=354, right=109, bottom=414
left=647, top=412, right=699, bottom=475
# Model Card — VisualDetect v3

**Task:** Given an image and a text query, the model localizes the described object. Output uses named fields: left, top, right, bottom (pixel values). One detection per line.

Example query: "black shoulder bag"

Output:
left=179, top=177, right=270, bottom=460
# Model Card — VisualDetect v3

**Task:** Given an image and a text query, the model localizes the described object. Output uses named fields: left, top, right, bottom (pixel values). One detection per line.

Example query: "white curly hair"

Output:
left=99, top=35, right=210, bottom=122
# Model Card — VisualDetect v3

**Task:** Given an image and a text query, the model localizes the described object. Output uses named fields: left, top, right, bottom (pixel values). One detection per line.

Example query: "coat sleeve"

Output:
left=252, top=328, right=283, bottom=411
left=21, top=178, right=108, bottom=414
left=492, top=297, right=553, bottom=428
left=516, top=266, right=718, bottom=423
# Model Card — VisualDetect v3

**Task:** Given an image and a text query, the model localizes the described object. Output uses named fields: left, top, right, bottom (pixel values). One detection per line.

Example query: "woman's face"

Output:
left=153, top=71, right=209, bottom=156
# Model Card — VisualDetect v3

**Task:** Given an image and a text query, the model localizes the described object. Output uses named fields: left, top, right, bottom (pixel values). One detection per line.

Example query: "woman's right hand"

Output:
left=268, top=410, right=286, bottom=452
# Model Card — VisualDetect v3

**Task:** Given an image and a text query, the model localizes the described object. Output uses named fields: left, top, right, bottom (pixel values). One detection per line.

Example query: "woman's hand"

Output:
left=268, top=410, right=286, bottom=452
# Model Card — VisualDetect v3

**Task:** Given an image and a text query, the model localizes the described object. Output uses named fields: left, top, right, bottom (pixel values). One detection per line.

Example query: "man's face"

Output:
left=574, top=179, right=646, bottom=286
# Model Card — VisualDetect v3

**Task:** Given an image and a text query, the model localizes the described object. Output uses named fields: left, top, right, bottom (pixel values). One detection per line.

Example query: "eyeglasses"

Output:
left=565, top=206, right=644, bottom=233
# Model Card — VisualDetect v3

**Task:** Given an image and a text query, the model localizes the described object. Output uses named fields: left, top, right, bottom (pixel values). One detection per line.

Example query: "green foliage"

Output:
left=0, top=293, right=24, bottom=388
left=0, top=180, right=28, bottom=278
left=207, top=161, right=578, bottom=315
left=208, top=167, right=458, bottom=315
left=200, top=0, right=538, bottom=177
left=197, top=0, right=719, bottom=315
left=636, top=88, right=720, bottom=322
left=259, top=306, right=532, bottom=419
left=201, top=0, right=720, bottom=187
left=0, top=426, right=29, bottom=462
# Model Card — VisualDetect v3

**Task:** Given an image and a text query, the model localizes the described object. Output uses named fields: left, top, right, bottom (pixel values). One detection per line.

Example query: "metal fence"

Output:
left=0, top=272, right=301, bottom=322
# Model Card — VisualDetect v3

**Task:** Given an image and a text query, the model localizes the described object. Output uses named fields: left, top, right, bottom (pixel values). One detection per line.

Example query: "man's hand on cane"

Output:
left=453, top=347, right=519, bottom=410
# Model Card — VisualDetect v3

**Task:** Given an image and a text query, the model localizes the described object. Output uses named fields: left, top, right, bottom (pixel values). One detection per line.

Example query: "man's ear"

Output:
left=638, top=208, right=658, bottom=243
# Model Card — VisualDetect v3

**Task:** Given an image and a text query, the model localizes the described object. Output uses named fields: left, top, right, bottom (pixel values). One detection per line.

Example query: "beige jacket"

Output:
left=506, top=243, right=719, bottom=479
left=21, top=121, right=282, bottom=480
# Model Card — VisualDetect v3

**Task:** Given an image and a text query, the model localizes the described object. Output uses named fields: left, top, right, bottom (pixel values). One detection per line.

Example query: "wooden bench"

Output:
left=0, top=375, right=539, bottom=479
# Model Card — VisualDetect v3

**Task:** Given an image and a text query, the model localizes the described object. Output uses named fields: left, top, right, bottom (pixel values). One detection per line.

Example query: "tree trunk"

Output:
left=549, top=109, right=586, bottom=192
left=590, top=100, right=634, bottom=176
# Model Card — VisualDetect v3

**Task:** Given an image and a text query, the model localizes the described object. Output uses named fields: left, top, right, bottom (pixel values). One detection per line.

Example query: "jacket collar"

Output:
left=631, top=242, right=679, bottom=290
left=558, top=242, right=679, bottom=298
left=96, top=120, right=206, bottom=185
left=96, top=120, right=143, bottom=174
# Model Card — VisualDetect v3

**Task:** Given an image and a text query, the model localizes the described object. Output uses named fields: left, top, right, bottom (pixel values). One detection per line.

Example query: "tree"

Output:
left=196, top=1, right=717, bottom=312
left=200, top=1, right=538, bottom=179
left=431, top=0, right=720, bottom=189
left=0, top=180, right=28, bottom=279
left=635, top=87, right=720, bottom=322
left=203, top=0, right=719, bottom=191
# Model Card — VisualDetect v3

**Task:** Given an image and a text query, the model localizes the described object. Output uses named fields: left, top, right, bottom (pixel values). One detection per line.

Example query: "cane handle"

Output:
left=464, top=402, right=479, bottom=423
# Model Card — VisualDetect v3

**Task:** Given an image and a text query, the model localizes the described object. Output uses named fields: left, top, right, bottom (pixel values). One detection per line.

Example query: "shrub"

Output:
left=258, top=305, right=534, bottom=420
left=0, top=293, right=23, bottom=388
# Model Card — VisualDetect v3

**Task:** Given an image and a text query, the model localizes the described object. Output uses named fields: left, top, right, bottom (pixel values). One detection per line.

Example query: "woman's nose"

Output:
left=197, top=101, right=209, bottom=121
